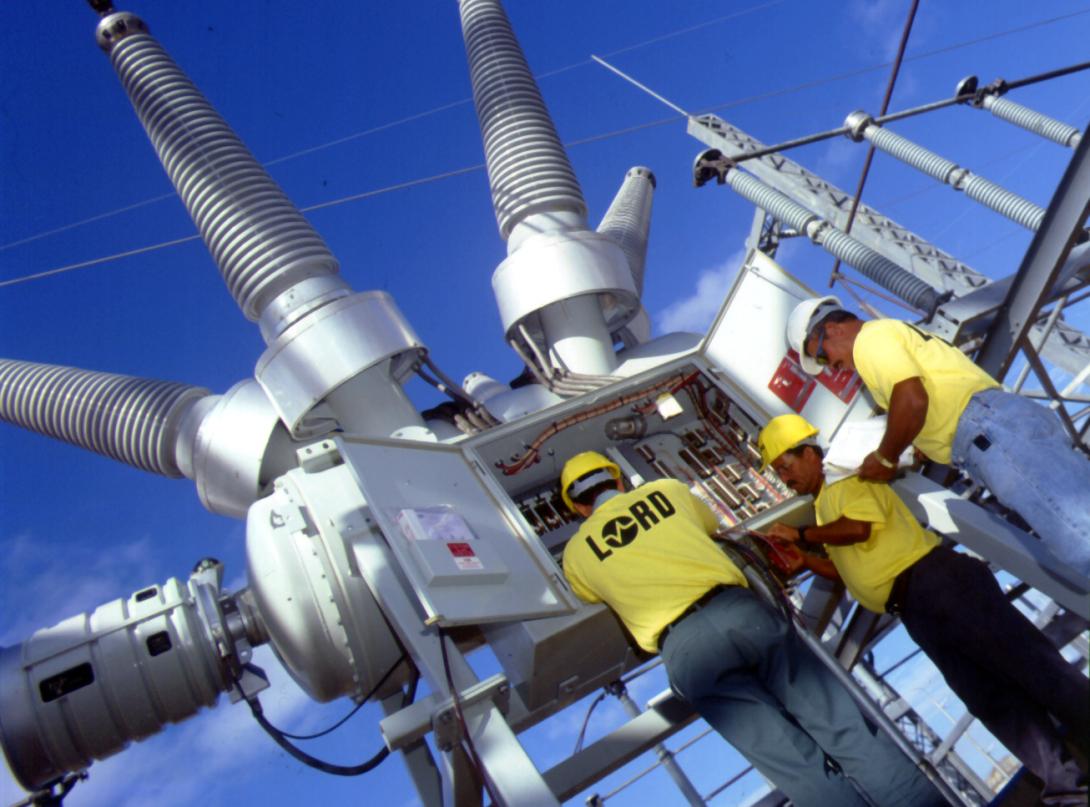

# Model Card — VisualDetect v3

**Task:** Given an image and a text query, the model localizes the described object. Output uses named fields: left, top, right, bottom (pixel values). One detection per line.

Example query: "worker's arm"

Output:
left=765, top=516, right=871, bottom=546
left=762, top=531, right=842, bottom=581
left=859, top=376, right=928, bottom=482
left=561, top=543, right=603, bottom=604
left=796, top=552, right=841, bottom=582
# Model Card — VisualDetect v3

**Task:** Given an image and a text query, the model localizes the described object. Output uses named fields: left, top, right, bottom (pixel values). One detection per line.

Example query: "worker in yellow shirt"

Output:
left=759, top=414, right=1089, bottom=806
left=785, top=296, right=1090, bottom=581
left=559, top=451, right=944, bottom=807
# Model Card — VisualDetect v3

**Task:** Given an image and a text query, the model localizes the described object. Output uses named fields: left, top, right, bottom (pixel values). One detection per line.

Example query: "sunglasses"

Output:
left=808, top=325, right=830, bottom=366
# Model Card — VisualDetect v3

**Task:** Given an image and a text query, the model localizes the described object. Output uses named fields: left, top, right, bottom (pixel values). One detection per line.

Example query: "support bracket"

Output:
left=381, top=674, right=511, bottom=753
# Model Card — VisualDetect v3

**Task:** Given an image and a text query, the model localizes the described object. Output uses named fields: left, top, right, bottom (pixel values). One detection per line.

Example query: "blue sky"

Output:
left=2, top=0, right=1088, bottom=804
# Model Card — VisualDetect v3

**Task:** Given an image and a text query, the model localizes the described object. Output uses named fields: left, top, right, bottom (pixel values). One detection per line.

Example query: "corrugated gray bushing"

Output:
left=723, top=170, right=819, bottom=238
left=96, top=12, right=339, bottom=321
left=846, top=111, right=1045, bottom=231
left=597, top=167, right=656, bottom=296
left=0, top=359, right=209, bottom=477
left=460, top=0, right=587, bottom=240
left=958, top=171, right=1045, bottom=230
left=725, top=169, right=946, bottom=314
left=981, top=95, right=1082, bottom=148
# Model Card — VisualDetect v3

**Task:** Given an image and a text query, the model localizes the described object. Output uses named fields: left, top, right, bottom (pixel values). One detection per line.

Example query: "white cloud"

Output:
left=654, top=251, right=746, bottom=335
left=813, top=137, right=861, bottom=187
left=538, top=691, right=624, bottom=747
left=0, top=533, right=327, bottom=807
left=847, top=0, right=907, bottom=62
left=0, top=532, right=159, bottom=646
left=0, top=645, right=318, bottom=806
left=74, top=645, right=314, bottom=806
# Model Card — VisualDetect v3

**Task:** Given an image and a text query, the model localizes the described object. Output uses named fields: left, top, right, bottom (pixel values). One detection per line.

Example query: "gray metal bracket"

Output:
left=381, top=674, right=511, bottom=753
left=687, top=113, right=1090, bottom=376
left=542, top=689, right=698, bottom=802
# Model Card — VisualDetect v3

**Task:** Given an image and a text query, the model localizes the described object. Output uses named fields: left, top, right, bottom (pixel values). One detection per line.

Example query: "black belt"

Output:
left=885, top=568, right=912, bottom=615
left=657, top=585, right=729, bottom=650
left=885, top=552, right=930, bottom=615
left=887, top=546, right=949, bottom=615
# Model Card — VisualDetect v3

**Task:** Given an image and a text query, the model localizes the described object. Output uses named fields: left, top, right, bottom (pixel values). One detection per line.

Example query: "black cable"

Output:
left=438, top=628, right=503, bottom=806
left=241, top=654, right=414, bottom=776
left=573, top=691, right=607, bottom=753
left=415, top=364, right=463, bottom=405
left=277, top=707, right=368, bottom=741
left=247, top=701, right=392, bottom=776
left=414, top=360, right=500, bottom=430
left=724, top=536, right=797, bottom=624
left=269, top=654, right=407, bottom=741
left=1003, top=58, right=1090, bottom=92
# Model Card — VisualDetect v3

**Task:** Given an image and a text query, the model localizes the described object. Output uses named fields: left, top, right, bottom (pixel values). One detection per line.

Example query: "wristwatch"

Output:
left=871, top=450, right=897, bottom=470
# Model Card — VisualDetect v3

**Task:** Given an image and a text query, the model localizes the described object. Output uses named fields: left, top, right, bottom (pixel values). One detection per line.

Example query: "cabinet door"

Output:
left=340, top=435, right=580, bottom=627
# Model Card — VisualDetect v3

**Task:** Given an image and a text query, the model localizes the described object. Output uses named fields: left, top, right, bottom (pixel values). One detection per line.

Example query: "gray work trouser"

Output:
left=661, top=586, right=944, bottom=807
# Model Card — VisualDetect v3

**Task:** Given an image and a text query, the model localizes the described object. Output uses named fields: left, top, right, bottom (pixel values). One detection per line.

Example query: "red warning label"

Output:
left=447, top=541, right=485, bottom=571
left=769, top=349, right=862, bottom=410
left=768, top=350, right=815, bottom=412
left=815, top=364, right=862, bottom=403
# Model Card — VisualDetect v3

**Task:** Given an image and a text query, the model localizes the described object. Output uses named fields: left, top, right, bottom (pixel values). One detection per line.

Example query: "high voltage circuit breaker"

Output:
left=507, top=368, right=793, bottom=552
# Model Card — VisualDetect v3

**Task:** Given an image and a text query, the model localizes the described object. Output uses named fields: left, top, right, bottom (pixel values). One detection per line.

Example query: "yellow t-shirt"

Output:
left=815, top=476, right=939, bottom=613
left=852, top=319, right=998, bottom=463
left=562, top=478, right=747, bottom=653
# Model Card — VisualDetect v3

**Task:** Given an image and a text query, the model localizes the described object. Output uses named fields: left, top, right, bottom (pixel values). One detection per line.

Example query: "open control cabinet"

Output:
left=465, top=357, right=816, bottom=725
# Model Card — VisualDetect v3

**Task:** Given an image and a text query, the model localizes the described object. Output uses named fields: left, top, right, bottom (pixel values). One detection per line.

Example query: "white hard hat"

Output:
left=786, top=295, right=845, bottom=375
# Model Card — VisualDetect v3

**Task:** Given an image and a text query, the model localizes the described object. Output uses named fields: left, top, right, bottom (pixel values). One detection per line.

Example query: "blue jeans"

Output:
left=952, top=389, right=1090, bottom=580
left=660, top=587, right=943, bottom=807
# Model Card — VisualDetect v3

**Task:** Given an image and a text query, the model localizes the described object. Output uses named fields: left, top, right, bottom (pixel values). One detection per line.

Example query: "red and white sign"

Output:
left=447, top=542, right=484, bottom=571
left=768, top=349, right=861, bottom=411
left=816, top=364, right=862, bottom=403
left=768, top=350, right=816, bottom=412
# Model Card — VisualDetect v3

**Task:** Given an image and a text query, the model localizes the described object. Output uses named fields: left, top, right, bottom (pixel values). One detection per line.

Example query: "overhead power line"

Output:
left=0, top=0, right=787, bottom=255
left=0, top=235, right=202, bottom=288
left=826, top=0, right=921, bottom=289
left=2, top=9, right=1088, bottom=288
left=7, top=7, right=1088, bottom=254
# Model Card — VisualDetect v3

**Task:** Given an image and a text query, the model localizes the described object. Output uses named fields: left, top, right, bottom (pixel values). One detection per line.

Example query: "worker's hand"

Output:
left=770, top=540, right=805, bottom=575
left=756, top=530, right=806, bottom=575
left=858, top=451, right=897, bottom=482
left=765, top=522, right=802, bottom=543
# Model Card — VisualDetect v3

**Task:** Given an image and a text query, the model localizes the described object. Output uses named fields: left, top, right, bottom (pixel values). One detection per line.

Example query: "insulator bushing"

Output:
left=863, top=124, right=961, bottom=183
left=598, top=167, right=656, bottom=296
left=818, top=227, right=945, bottom=313
left=981, top=95, right=1082, bottom=148
left=725, top=169, right=820, bottom=236
left=460, top=0, right=587, bottom=240
left=97, top=12, right=340, bottom=321
left=0, top=359, right=208, bottom=477
left=847, top=111, right=1046, bottom=231
left=0, top=570, right=253, bottom=791
left=958, top=173, right=1045, bottom=230
left=725, top=170, right=945, bottom=315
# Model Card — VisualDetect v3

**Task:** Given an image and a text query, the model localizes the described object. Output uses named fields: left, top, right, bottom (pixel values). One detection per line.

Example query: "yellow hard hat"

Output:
left=560, top=451, right=621, bottom=513
left=757, top=414, right=819, bottom=469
